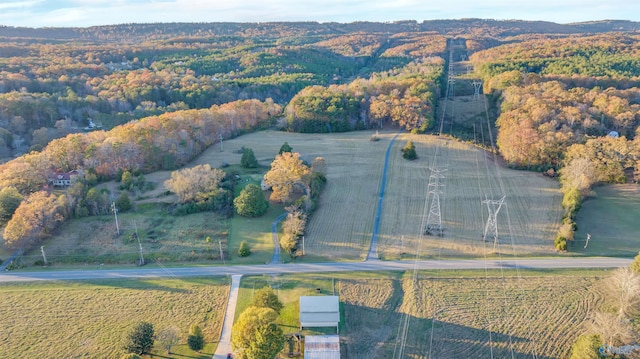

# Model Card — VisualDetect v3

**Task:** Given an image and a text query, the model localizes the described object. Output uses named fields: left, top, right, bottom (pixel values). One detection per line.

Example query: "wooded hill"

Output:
left=2, top=19, right=640, bottom=252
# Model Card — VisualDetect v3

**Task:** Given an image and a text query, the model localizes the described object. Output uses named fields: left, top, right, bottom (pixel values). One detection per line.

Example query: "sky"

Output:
left=0, top=0, right=639, bottom=28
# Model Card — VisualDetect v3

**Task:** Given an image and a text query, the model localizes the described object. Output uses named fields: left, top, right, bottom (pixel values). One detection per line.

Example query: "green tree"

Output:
left=631, top=251, right=640, bottom=274
left=187, top=324, right=204, bottom=352
left=569, top=334, right=602, bottom=359
left=0, top=186, right=23, bottom=222
left=238, top=240, right=251, bottom=257
left=234, top=184, right=269, bottom=217
left=121, top=170, right=134, bottom=190
left=241, top=148, right=258, bottom=168
left=116, top=192, right=132, bottom=212
left=252, top=286, right=284, bottom=313
left=122, top=322, right=154, bottom=355
left=245, top=322, right=285, bottom=359
left=278, top=142, right=292, bottom=154
left=401, top=140, right=417, bottom=160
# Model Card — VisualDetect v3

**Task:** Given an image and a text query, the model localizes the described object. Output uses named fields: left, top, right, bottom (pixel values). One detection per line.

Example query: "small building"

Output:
left=48, top=170, right=80, bottom=187
left=304, top=335, right=340, bottom=359
left=299, top=296, right=340, bottom=333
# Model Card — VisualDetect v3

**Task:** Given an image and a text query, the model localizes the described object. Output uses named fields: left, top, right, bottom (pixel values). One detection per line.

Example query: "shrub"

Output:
left=554, top=236, right=567, bottom=251
left=401, top=140, right=417, bottom=160
left=238, top=240, right=251, bottom=257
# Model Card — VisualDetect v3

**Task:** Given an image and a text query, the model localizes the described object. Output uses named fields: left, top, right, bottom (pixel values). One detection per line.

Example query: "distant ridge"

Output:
left=1, top=19, right=639, bottom=43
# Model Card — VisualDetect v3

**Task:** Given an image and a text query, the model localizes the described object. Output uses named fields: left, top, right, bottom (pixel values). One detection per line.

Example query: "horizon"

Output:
left=1, top=0, right=639, bottom=29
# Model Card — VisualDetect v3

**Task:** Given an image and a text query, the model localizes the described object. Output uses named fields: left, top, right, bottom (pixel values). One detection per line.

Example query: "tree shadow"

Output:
left=341, top=302, right=553, bottom=359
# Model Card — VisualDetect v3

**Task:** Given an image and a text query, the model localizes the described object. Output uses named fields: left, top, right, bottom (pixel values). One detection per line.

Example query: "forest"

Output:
left=2, top=19, right=640, bottom=252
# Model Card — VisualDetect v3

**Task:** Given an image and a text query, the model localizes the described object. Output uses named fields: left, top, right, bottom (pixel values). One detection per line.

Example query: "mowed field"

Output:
left=339, top=271, right=607, bottom=359
left=0, top=277, right=229, bottom=358
left=165, top=129, right=393, bottom=261
left=574, top=184, right=640, bottom=256
left=372, top=132, right=563, bottom=259
left=128, top=129, right=562, bottom=261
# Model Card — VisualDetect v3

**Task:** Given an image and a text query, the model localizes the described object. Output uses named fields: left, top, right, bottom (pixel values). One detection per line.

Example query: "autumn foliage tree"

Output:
left=3, top=191, right=67, bottom=249
left=263, top=152, right=311, bottom=204
left=164, top=164, right=225, bottom=203
left=231, top=306, right=283, bottom=359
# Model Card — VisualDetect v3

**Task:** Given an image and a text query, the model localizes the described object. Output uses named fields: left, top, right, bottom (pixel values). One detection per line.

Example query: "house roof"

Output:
left=299, top=296, right=340, bottom=328
left=304, top=335, right=340, bottom=359
left=300, top=296, right=339, bottom=313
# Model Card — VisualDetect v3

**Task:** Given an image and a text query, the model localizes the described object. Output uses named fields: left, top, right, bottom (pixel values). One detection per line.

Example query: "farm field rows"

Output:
left=0, top=277, right=229, bottom=358
left=234, top=271, right=609, bottom=359
left=339, top=271, right=606, bottom=359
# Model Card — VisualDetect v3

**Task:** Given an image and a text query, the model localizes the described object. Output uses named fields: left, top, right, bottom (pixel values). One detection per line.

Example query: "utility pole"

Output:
left=302, top=236, right=305, bottom=256
left=584, top=233, right=591, bottom=249
left=219, top=239, right=225, bottom=264
left=111, top=201, right=120, bottom=235
left=134, top=221, right=144, bottom=266
left=40, top=246, right=47, bottom=266
left=219, top=133, right=223, bottom=152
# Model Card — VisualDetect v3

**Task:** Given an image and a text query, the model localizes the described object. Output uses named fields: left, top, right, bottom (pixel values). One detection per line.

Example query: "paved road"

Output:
left=0, top=257, right=632, bottom=283
left=270, top=212, right=287, bottom=264
left=213, top=274, right=242, bottom=359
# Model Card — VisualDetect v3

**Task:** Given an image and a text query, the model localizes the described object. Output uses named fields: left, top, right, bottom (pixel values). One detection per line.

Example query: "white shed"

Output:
left=299, top=296, right=340, bottom=332
left=304, top=335, right=340, bottom=359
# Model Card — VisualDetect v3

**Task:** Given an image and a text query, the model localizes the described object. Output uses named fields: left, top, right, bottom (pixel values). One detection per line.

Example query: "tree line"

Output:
left=284, top=58, right=444, bottom=133
left=0, top=99, right=280, bottom=250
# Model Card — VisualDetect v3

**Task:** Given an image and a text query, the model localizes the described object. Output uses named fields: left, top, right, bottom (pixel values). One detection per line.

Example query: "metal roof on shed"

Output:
left=304, top=335, right=340, bottom=359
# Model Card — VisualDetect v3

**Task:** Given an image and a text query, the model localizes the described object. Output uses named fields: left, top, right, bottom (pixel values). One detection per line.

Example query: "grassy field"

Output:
left=377, top=132, right=564, bottom=259
left=574, top=184, right=640, bottom=256
left=15, top=125, right=636, bottom=266
left=231, top=270, right=611, bottom=359
left=23, top=203, right=230, bottom=266
left=0, top=277, right=229, bottom=358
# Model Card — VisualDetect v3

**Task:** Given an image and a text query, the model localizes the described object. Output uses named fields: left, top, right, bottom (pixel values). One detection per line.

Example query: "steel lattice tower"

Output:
left=425, top=168, right=447, bottom=236
left=472, top=80, right=482, bottom=101
left=482, top=195, right=506, bottom=246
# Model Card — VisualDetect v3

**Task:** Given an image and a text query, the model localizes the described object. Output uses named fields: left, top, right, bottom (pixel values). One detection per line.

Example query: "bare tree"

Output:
left=156, top=326, right=180, bottom=354
left=588, top=311, right=635, bottom=346
left=608, top=267, right=640, bottom=318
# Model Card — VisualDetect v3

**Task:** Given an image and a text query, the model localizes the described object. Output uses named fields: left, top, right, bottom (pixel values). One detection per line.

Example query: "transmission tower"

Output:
left=482, top=195, right=505, bottom=246
left=447, top=77, right=455, bottom=99
left=472, top=80, right=482, bottom=101
left=425, top=168, right=447, bottom=236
